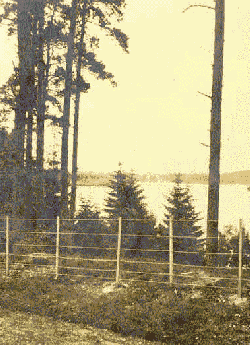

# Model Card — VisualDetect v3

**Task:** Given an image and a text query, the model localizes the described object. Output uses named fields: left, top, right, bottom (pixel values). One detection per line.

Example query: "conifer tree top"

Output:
left=104, top=167, right=149, bottom=219
left=163, top=173, right=202, bottom=237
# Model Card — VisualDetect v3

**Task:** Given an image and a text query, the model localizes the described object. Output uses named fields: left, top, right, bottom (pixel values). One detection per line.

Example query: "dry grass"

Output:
left=0, top=307, right=160, bottom=344
left=0, top=254, right=250, bottom=344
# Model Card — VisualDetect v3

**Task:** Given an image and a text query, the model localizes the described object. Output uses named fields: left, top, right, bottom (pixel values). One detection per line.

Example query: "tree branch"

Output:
left=197, top=91, right=212, bottom=99
left=182, top=5, right=215, bottom=13
left=200, top=142, right=210, bottom=148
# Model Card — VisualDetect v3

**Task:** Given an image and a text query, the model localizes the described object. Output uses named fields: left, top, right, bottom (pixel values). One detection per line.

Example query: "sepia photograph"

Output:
left=0, top=0, right=250, bottom=343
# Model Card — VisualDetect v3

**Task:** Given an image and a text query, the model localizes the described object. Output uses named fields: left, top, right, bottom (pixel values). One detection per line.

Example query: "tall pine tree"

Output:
left=162, top=174, right=203, bottom=265
left=105, top=165, right=155, bottom=258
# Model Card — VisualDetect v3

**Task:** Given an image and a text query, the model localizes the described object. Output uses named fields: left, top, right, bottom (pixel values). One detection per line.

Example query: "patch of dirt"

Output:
left=74, top=281, right=130, bottom=298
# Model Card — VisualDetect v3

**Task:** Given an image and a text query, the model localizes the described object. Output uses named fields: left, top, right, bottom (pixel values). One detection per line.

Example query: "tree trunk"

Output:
left=69, top=3, right=87, bottom=219
left=69, top=90, right=80, bottom=219
left=35, top=0, right=46, bottom=220
left=36, top=0, right=46, bottom=171
left=60, top=0, right=78, bottom=219
left=26, top=109, right=33, bottom=169
left=25, top=0, right=39, bottom=171
left=206, top=0, right=225, bottom=267
left=16, top=0, right=32, bottom=168
left=13, top=0, right=33, bottom=220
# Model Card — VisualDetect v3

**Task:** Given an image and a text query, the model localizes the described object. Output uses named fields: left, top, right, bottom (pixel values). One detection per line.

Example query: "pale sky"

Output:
left=1, top=0, right=250, bottom=175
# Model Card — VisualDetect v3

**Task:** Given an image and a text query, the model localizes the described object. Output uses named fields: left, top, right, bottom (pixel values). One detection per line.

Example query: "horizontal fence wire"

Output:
left=118, top=218, right=156, bottom=222
left=70, top=219, right=112, bottom=221
left=13, top=244, right=56, bottom=247
left=2, top=230, right=119, bottom=236
left=59, top=266, right=116, bottom=272
left=57, top=273, right=115, bottom=280
left=59, top=232, right=118, bottom=236
left=60, top=218, right=111, bottom=221
left=119, top=234, right=157, bottom=237
left=8, top=262, right=53, bottom=268
left=121, top=259, right=168, bottom=265
left=10, top=231, right=57, bottom=235
left=174, top=250, right=233, bottom=255
left=59, top=245, right=117, bottom=250
left=175, top=274, right=237, bottom=281
left=203, top=252, right=238, bottom=256
left=0, top=216, right=248, bottom=299
left=59, top=256, right=117, bottom=262
left=8, top=218, right=57, bottom=221
left=123, top=270, right=169, bottom=276
left=5, top=253, right=55, bottom=258
left=172, top=263, right=235, bottom=270
left=122, top=248, right=170, bottom=252
left=66, top=233, right=118, bottom=236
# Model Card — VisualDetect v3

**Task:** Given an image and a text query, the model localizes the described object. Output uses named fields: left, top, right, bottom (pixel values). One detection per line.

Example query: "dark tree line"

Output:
left=0, top=0, right=129, bottom=226
left=0, top=0, right=229, bottom=268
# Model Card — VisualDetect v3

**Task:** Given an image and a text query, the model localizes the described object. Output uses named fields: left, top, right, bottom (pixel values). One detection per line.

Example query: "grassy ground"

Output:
left=0, top=255, right=250, bottom=344
left=0, top=306, right=158, bottom=344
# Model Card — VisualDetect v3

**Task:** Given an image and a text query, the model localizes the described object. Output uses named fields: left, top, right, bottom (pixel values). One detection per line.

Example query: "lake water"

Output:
left=75, top=182, right=250, bottom=234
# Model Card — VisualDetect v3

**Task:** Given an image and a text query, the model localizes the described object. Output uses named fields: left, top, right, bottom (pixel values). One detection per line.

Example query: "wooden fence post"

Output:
left=6, top=216, right=9, bottom=276
left=238, top=218, right=243, bottom=298
left=169, top=216, right=174, bottom=285
left=116, top=217, right=122, bottom=284
left=55, top=216, right=60, bottom=280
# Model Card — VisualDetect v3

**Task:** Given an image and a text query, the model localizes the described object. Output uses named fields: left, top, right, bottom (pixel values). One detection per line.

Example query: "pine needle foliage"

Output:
left=163, top=174, right=204, bottom=264
left=72, top=199, right=108, bottom=258
left=105, top=167, right=155, bottom=258
left=105, top=168, right=148, bottom=220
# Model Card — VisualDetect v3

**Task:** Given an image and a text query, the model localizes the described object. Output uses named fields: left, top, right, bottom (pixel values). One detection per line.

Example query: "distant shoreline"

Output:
left=76, top=171, right=250, bottom=187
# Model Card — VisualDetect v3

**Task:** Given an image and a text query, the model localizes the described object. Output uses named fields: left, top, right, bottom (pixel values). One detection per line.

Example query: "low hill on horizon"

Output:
left=76, top=170, right=250, bottom=186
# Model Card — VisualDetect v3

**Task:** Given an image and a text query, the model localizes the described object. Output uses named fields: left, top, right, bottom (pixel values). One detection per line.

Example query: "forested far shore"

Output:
left=76, top=170, right=250, bottom=186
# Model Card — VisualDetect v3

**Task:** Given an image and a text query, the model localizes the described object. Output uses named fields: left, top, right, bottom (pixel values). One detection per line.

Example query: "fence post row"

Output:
left=5, top=216, right=9, bottom=276
left=238, top=218, right=243, bottom=298
left=2, top=215, right=248, bottom=295
left=116, top=217, right=122, bottom=284
left=169, top=216, right=174, bottom=285
left=55, top=216, right=60, bottom=280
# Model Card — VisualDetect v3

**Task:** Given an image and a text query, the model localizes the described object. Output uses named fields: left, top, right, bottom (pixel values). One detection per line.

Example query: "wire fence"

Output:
left=0, top=216, right=249, bottom=297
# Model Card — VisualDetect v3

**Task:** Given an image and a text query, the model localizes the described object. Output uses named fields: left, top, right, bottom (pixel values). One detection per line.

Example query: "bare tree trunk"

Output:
left=25, top=0, right=39, bottom=171
left=36, top=0, right=46, bottom=171
left=60, top=0, right=78, bottom=220
left=70, top=90, right=80, bottom=219
left=35, top=0, right=46, bottom=221
left=26, top=109, right=33, bottom=169
left=69, top=3, right=88, bottom=219
left=16, top=0, right=32, bottom=168
left=13, top=0, right=33, bottom=220
left=206, top=0, right=225, bottom=267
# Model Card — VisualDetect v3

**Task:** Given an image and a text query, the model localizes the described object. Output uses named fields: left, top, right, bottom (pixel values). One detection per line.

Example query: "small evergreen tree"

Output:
left=105, top=166, right=155, bottom=258
left=72, top=199, right=107, bottom=258
left=162, top=174, right=203, bottom=265
left=105, top=169, right=148, bottom=219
